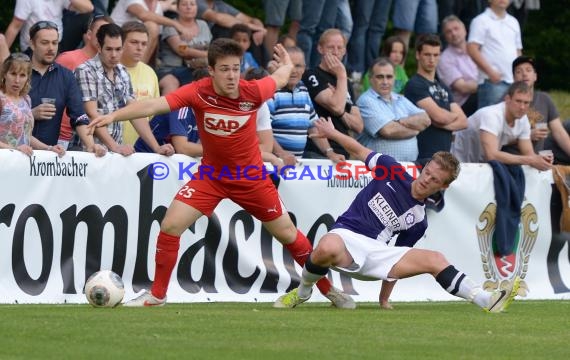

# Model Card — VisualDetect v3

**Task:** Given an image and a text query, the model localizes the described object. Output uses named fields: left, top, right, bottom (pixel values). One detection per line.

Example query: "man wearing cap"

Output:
left=27, top=20, right=105, bottom=156
left=512, top=55, right=570, bottom=159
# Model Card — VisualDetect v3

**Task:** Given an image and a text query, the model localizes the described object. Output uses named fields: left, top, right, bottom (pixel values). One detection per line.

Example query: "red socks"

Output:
left=150, top=231, right=180, bottom=299
left=284, top=230, right=332, bottom=295
left=150, top=230, right=333, bottom=299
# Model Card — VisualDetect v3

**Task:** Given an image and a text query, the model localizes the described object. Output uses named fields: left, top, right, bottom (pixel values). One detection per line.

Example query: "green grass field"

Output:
left=1, top=301, right=568, bottom=360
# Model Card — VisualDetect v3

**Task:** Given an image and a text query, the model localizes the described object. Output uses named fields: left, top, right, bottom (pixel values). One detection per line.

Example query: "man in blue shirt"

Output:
left=274, top=117, right=520, bottom=312
left=266, top=46, right=317, bottom=160
left=357, top=57, right=430, bottom=162
left=28, top=20, right=105, bottom=156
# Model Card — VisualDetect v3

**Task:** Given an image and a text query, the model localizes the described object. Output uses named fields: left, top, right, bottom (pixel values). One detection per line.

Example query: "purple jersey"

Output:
left=333, top=152, right=427, bottom=247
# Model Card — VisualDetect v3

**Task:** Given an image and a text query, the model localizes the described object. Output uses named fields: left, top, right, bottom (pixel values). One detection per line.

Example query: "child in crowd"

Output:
left=230, top=24, right=260, bottom=75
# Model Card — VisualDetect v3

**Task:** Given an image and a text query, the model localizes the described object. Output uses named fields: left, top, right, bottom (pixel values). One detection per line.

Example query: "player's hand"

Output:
left=309, top=117, right=336, bottom=139
left=326, top=151, right=345, bottom=163
left=272, top=43, right=292, bottom=68
left=88, top=113, right=115, bottom=130
left=266, top=60, right=278, bottom=74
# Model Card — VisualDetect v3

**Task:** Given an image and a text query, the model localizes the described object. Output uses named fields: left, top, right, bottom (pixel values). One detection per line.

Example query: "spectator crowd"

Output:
left=1, top=0, right=567, bottom=169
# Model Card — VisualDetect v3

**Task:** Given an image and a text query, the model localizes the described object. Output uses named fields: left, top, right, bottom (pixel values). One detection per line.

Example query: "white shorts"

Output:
left=330, top=228, right=411, bottom=281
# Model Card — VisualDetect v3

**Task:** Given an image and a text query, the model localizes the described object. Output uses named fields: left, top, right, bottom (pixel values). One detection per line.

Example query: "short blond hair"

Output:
left=430, top=151, right=460, bottom=185
left=318, top=28, right=347, bottom=46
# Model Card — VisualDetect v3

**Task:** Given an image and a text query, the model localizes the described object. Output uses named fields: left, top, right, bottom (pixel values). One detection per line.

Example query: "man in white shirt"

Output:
left=452, top=81, right=551, bottom=171
left=467, top=0, right=522, bottom=109
left=4, top=0, right=93, bottom=51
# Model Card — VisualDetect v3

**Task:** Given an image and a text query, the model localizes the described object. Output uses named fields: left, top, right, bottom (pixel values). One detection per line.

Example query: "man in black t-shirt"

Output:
left=302, top=28, right=363, bottom=160
left=404, top=34, right=467, bottom=164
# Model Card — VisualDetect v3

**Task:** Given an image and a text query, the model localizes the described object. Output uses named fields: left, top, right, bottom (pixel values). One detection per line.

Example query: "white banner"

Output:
left=0, top=149, right=569, bottom=304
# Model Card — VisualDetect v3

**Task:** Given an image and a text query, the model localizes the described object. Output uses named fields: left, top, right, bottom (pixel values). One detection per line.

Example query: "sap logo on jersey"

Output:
left=204, top=112, right=250, bottom=135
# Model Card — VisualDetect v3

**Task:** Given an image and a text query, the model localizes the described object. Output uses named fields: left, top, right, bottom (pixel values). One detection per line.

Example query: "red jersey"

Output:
left=165, top=77, right=276, bottom=176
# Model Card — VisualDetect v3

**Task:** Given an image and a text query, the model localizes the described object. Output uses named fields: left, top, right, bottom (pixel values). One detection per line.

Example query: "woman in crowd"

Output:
left=157, top=0, right=212, bottom=94
left=0, top=53, right=65, bottom=157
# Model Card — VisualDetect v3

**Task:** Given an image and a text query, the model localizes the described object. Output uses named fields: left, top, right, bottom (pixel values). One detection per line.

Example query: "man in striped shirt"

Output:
left=266, top=46, right=317, bottom=162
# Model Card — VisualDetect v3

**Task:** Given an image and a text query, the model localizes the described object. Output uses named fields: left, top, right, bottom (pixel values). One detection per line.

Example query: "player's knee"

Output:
left=427, top=250, right=448, bottom=269
left=313, top=237, right=342, bottom=261
left=159, top=217, right=184, bottom=237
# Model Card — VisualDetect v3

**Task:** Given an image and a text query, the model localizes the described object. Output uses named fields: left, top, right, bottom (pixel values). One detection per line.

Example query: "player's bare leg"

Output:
left=389, top=249, right=520, bottom=312
left=265, top=216, right=355, bottom=309
left=124, top=200, right=203, bottom=307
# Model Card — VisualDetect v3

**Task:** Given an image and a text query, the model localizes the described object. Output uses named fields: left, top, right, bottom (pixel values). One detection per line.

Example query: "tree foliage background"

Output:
left=1, top=0, right=568, bottom=90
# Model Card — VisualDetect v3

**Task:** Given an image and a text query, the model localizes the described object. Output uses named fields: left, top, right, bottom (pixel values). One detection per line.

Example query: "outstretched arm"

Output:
left=87, top=97, right=171, bottom=129
left=310, top=117, right=371, bottom=162
left=269, top=44, right=293, bottom=90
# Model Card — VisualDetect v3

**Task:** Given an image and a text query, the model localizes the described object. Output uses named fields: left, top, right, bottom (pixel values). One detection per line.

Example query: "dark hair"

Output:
left=506, top=81, right=531, bottom=97
left=244, top=67, right=269, bottom=81
left=381, top=36, right=408, bottom=65
left=207, top=38, right=244, bottom=67
left=29, top=20, right=58, bottom=40
left=278, top=34, right=296, bottom=46
left=368, top=57, right=394, bottom=76
left=512, top=56, right=536, bottom=75
left=96, top=23, right=124, bottom=48
left=192, top=67, right=210, bottom=81
left=415, top=34, right=442, bottom=53
left=230, top=23, right=252, bottom=38
left=87, top=14, right=114, bottom=32
left=121, top=21, right=149, bottom=37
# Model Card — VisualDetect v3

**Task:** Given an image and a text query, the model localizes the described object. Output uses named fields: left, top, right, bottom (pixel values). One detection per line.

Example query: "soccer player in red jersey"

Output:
left=89, top=38, right=354, bottom=308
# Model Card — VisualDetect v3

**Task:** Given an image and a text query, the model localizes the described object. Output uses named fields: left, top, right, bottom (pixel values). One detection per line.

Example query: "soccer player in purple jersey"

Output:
left=274, top=117, right=520, bottom=313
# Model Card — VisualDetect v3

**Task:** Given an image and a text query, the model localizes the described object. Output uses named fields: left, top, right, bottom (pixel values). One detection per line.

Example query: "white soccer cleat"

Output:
left=325, top=286, right=356, bottom=309
left=123, top=290, right=166, bottom=307
left=273, top=288, right=310, bottom=308
left=485, top=276, right=521, bottom=313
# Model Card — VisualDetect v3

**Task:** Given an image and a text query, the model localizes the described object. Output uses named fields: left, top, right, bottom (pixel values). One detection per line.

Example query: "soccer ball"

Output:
left=84, top=270, right=125, bottom=308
